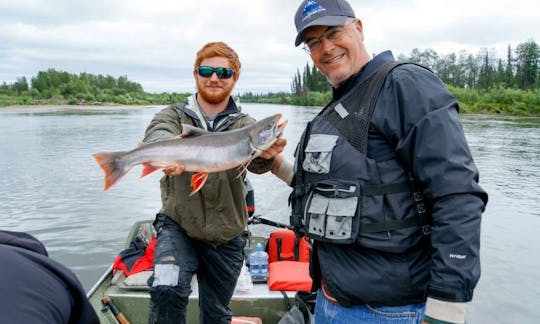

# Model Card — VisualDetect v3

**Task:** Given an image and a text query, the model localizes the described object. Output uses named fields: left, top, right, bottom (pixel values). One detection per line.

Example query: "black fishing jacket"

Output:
left=290, top=51, right=488, bottom=307
left=0, top=230, right=99, bottom=324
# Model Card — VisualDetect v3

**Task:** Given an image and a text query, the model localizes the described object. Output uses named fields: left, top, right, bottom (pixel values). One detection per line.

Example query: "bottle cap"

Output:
left=256, top=243, right=263, bottom=251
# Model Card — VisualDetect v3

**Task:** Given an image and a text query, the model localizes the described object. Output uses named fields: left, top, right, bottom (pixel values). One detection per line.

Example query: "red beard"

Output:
left=196, top=81, right=234, bottom=104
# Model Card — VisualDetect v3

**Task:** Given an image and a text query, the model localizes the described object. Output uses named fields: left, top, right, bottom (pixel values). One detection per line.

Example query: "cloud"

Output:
left=363, top=0, right=539, bottom=56
left=1, top=0, right=539, bottom=93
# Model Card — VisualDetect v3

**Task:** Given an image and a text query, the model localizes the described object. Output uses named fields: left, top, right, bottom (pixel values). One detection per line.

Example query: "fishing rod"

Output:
left=248, top=215, right=292, bottom=229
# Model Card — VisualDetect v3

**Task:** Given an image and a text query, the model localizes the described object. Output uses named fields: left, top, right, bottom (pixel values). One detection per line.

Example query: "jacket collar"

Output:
left=179, top=94, right=243, bottom=131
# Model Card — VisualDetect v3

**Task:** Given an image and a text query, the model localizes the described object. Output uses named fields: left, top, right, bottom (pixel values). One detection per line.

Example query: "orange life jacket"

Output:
left=268, top=261, right=312, bottom=291
left=267, top=228, right=310, bottom=263
left=267, top=229, right=312, bottom=291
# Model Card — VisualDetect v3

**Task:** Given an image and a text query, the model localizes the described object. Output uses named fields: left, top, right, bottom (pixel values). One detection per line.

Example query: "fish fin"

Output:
left=92, top=151, right=129, bottom=190
left=235, top=162, right=249, bottom=179
left=141, top=163, right=162, bottom=177
left=190, top=172, right=208, bottom=196
left=181, top=124, right=211, bottom=138
left=236, top=151, right=258, bottom=178
left=236, top=167, right=247, bottom=179
left=235, top=150, right=258, bottom=179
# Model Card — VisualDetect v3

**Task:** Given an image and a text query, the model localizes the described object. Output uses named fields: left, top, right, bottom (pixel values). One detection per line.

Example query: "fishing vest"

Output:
left=290, top=62, right=430, bottom=253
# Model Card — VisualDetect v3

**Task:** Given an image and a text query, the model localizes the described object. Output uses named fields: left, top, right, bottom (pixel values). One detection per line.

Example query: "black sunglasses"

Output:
left=197, top=66, right=234, bottom=79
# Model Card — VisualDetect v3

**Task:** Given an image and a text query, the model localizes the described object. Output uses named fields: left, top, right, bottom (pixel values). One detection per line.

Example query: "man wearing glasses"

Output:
left=142, top=42, right=281, bottom=324
left=270, top=0, right=487, bottom=323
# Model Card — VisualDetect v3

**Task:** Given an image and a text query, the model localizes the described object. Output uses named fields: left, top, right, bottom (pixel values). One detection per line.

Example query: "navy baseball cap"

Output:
left=294, top=0, right=356, bottom=46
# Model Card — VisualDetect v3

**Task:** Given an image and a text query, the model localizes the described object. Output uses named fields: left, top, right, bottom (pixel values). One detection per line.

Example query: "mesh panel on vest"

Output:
left=323, top=62, right=402, bottom=154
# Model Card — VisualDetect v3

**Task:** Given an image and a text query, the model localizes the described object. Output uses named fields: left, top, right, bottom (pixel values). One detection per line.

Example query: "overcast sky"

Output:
left=1, top=0, right=539, bottom=94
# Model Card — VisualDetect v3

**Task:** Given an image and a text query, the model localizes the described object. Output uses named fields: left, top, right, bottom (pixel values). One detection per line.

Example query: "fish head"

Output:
left=250, top=113, right=287, bottom=152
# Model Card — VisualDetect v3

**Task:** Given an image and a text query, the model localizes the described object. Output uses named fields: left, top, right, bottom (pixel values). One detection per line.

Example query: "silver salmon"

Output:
left=93, top=113, right=286, bottom=193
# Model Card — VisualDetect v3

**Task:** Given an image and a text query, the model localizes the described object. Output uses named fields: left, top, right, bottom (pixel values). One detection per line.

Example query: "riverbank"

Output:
left=0, top=104, right=162, bottom=113
left=2, top=97, right=539, bottom=117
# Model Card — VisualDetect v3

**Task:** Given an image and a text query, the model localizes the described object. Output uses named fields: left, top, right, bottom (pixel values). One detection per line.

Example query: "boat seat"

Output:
left=113, top=270, right=152, bottom=291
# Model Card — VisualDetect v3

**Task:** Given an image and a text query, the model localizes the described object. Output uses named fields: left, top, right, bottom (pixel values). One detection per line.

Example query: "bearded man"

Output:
left=142, top=41, right=285, bottom=324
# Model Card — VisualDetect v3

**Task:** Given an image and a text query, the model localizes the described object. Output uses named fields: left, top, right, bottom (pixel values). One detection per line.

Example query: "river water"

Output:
left=0, top=104, right=538, bottom=323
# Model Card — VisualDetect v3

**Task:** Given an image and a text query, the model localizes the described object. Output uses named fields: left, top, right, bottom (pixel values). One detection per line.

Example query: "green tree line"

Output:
left=398, top=39, right=539, bottom=90
left=242, top=39, right=540, bottom=116
left=0, top=68, right=189, bottom=107
left=2, top=40, right=539, bottom=116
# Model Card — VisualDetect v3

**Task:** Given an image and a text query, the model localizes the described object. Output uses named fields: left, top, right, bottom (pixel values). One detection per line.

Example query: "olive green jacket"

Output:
left=143, top=95, right=273, bottom=246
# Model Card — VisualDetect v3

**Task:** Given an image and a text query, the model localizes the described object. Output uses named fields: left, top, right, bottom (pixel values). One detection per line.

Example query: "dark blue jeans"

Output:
left=148, top=214, right=245, bottom=324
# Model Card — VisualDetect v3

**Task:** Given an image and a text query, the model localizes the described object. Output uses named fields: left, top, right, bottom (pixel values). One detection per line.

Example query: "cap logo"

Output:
left=302, top=0, right=326, bottom=22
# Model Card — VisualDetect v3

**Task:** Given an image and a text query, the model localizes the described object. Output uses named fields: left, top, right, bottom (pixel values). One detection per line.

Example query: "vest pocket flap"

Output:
left=306, top=193, right=359, bottom=242
left=307, top=193, right=329, bottom=214
left=327, top=197, right=358, bottom=216
left=325, top=197, right=357, bottom=240
left=303, top=134, right=339, bottom=174
left=304, top=134, right=338, bottom=152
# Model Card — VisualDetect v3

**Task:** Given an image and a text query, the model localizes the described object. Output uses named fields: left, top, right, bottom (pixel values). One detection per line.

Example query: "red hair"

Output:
left=194, top=42, right=241, bottom=79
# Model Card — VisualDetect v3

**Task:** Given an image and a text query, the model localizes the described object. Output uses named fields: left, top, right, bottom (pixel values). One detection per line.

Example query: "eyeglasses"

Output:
left=302, top=20, right=355, bottom=54
left=196, top=66, right=234, bottom=79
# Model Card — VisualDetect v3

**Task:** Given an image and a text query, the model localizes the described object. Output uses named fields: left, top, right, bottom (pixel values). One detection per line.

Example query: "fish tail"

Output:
left=92, top=151, right=129, bottom=190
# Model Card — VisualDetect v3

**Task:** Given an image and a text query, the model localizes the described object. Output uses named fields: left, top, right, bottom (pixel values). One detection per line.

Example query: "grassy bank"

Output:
left=448, top=86, right=540, bottom=116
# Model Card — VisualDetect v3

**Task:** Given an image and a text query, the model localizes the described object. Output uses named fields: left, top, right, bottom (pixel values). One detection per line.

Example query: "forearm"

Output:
left=142, top=106, right=181, bottom=143
left=271, top=155, right=294, bottom=186
left=143, top=130, right=175, bottom=144
left=429, top=193, right=484, bottom=297
left=423, top=193, right=485, bottom=323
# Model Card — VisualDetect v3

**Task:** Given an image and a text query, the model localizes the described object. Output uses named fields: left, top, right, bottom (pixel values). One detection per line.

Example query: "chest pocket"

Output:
left=307, top=193, right=358, bottom=241
left=302, top=134, right=338, bottom=174
left=302, top=180, right=361, bottom=244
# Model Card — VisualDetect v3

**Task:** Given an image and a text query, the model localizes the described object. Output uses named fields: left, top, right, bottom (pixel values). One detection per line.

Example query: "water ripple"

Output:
left=1, top=106, right=539, bottom=323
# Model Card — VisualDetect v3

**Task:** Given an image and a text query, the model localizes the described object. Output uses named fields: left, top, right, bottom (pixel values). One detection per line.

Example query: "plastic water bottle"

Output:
left=235, top=260, right=253, bottom=293
left=249, top=243, right=269, bottom=282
